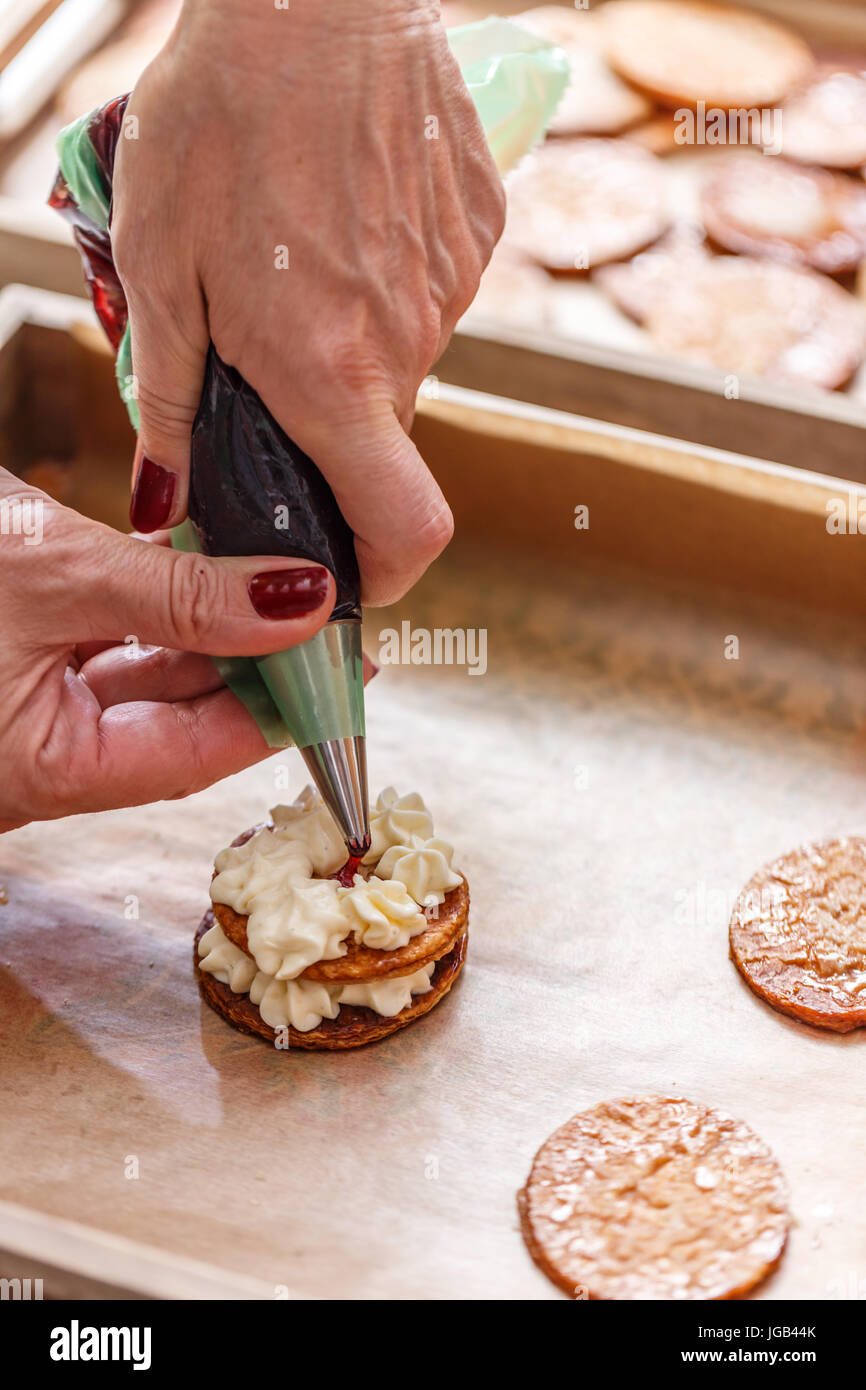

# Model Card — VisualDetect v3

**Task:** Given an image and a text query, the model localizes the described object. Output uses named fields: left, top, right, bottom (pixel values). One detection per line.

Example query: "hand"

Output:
left=112, top=0, right=505, bottom=604
left=0, top=472, right=342, bottom=832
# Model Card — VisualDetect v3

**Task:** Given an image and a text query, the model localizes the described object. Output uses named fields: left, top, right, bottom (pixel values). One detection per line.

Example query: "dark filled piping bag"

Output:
left=48, top=20, right=568, bottom=855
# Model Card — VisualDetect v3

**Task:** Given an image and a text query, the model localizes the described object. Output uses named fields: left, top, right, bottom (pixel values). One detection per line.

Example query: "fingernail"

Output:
left=248, top=567, right=331, bottom=619
left=130, top=456, right=176, bottom=532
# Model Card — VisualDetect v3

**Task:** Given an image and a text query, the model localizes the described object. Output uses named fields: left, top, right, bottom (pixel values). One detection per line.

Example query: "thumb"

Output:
left=120, top=266, right=209, bottom=534
left=282, top=407, right=454, bottom=608
left=43, top=508, right=337, bottom=657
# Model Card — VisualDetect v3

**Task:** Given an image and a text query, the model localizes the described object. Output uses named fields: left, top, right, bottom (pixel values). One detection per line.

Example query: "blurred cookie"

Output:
left=506, top=137, right=669, bottom=272
left=644, top=256, right=866, bottom=389
left=593, top=222, right=710, bottom=321
left=601, top=1, right=813, bottom=110
left=515, top=6, right=652, bottom=136
left=463, top=244, right=555, bottom=332
left=730, top=837, right=866, bottom=1033
left=700, top=157, right=866, bottom=275
left=777, top=65, right=866, bottom=169
left=519, top=1096, right=790, bottom=1300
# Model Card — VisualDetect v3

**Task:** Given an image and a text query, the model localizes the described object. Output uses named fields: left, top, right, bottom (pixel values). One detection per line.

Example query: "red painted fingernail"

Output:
left=248, top=567, right=330, bottom=619
left=130, top=456, right=175, bottom=532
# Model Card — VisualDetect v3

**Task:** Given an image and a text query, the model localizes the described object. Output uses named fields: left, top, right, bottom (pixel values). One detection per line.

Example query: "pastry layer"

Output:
left=195, top=912, right=468, bottom=1050
left=214, top=876, right=470, bottom=981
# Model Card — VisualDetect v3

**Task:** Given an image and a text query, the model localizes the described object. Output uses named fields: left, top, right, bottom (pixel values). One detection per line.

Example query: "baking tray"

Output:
left=0, top=286, right=865, bottom=1299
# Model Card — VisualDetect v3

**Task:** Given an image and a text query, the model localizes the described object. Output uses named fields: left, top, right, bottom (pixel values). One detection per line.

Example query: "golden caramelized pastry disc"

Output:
left=700, top=157, right=866, bottom=276
left=601, top=1, right=812, bottom=110
left=730, top=837, right=866, bottom=1033
left=195, top=914, right=467, bottom=1050
left=519, top=1096, right=790, bottom=1300
left=465, top=244, right=555, bottom=332
left=214, top=877, right=470, bottom=982
left=593, top=222, right=710, bottom=322
left=778, top=65, right=866, bottom=169
left=644, top=256, right=866, bottom=390
left=506, top=138, right=669, bottom=271
left=515, top=6, right=652, bottom=136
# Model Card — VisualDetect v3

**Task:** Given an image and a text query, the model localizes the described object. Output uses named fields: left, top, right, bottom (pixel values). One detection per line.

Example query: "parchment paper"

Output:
left=1, top=539, right=865, bottom=1300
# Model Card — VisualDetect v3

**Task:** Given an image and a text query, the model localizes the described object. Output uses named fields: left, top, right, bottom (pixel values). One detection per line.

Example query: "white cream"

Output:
left=363, top=788, right=435, bottom=864
left=338, top=874, right=426, bottom=950
left=199, top=921, right=434, bottom=1031
left=198, top=920, right=257, bottom=993
left=205, top=786, right=460, bottom=1028
left=376, top=837, right=462, bottom=909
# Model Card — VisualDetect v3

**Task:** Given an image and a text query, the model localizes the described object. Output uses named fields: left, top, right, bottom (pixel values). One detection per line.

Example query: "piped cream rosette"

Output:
left=198, top=788, right=463, bottom=1031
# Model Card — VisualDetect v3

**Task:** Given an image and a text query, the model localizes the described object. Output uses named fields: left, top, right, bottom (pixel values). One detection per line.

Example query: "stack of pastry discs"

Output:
left=515, top=6, right=652, bottom=137
left=730, top=837, right=866, bottom=1034
left=194, top=824, right=470, bottom=1050
left=505, top=137, right=669, bottom=272
left=700, top=157, right=866, bottom=276
left=600, top=0, right=813, bottom=109
left=519, top=1097, right=791, bottom=1300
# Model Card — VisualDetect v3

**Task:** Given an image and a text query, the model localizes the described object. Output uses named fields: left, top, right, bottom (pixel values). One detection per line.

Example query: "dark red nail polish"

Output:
left=248, top=567, right=330, bottom=619
left=130, top=456, right=176, bottom=532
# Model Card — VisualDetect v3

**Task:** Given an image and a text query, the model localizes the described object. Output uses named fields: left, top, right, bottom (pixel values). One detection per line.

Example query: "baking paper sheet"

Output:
left=1, top=540, right=865, bottom=1299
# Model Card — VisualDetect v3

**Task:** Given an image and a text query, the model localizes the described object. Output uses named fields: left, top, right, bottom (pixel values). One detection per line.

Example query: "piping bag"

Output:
left=48, top=18, right=568, bottom=857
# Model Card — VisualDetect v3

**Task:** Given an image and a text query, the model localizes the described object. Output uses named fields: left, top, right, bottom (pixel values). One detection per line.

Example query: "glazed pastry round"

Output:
left=601, top=1, right=812, bottom=110
left=505, top=138, right=669, bottom=271
left=643, top=255, right=866, bottom=390
left=593, top=223, right=710, bottom=323
left=700, top=157, right=866, bottom=276
left=777, top=65, right=866, bottom=169
left=730, top=837, right=866, bottom=1033
left=519, top=1096, right=790, bottom=1300
left=514, top=6, right=652, bottom=137
left=194, top=912, right=468, bottom=1050
left=214, top=876, right=470, bottom=982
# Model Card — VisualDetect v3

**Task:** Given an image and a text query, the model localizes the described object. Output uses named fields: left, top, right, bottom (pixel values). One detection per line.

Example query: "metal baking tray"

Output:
left=0, top=286, right=864, bottom=1299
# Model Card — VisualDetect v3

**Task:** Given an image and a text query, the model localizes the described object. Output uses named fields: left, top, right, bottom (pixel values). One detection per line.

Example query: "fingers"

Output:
left=80, top=642, right=378, bottom=708
left=65, top=655, right=379, bottom=814
left=113, top=226, right=209, bottom=533
left=32, top=507, right=337, bottom=656
left=281, top=407, right=454, bottom=608
left=79, top=646, right=224, bottom=707
left=81, top=689, right=274, bottom=811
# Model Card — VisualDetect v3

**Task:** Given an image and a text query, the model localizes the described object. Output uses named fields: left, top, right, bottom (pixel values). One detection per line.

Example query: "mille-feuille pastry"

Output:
left=700, top=156, right=866, bottom=276
left=515, top=6, right=652, bottom=137
left=600, top=0, right=813, bottom=111
left=519, top=1096, right=791, bottom=1300
left=777, top=65, right=866, bottom=170
left=505, top=137, right=669, bottom=272
left=195, top=787, right=469, bottom=1050
left=643, top=255, right=866, bottom=390
left=730, top=837, right=866, bottom=1033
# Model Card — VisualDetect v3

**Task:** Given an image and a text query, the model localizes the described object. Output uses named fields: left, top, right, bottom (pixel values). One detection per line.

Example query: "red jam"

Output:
left=332, top=854, right=363, bottom=888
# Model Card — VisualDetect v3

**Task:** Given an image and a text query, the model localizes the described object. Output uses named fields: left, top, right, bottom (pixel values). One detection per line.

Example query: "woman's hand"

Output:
left=112, top=0, right=505, bottom=605
left=0, top=473, right=341, bottom=832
